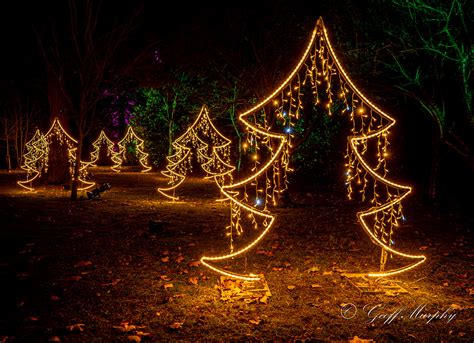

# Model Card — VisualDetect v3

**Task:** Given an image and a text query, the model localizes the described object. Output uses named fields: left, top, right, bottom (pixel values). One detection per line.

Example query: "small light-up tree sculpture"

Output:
left=17, top=129, right=49, bottom=191
left=116, top=126, right=152, bottom=172
left=158, top=105, right=235, bottom=200
left=201, top=18, right=426, bottom=281
left=88, top=130, right=121, bottom=172
left=17, top=118, right=95, bottom=191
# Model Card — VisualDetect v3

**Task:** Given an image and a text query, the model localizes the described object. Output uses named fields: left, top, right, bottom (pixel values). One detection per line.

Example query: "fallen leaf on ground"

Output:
left=450, top=304, right=462, bottom=310
left=255, top=250, right=274, bottom=257
left=175, top=255, right=185, bottom=263
left=74, top=261, right=92, bottom=268
left=332, top=267, right=348, bottom=273
left=65, top=275, right=82, bottom=281
left=322, top=271, right=333, bottom=275
left=160, top=275, right=171, bottom=281
left=50, top=295, right=60, bottom=301
left=163, top=283, right=174, bottom=290
left=161, top=256, right=170, bottom=263
left=128, top=335, right=141, bottom=342
left=305, top=266, right=320, bottom=273
left=419, top=246, right=429, bottom=251
left=136, top=331, right=151, bottom=337
left=249, top=319, right=261, bottom=325
left=169, top=322, right=184, bottom=329
left=49, top=336, right=61, bottom=342
left=27, top=316, right=39, bottom=321
left=287, top=285, right=296, bottom=290
left=188, top=277, right=198, bottom=285
left=348, top=336, right=374, bottom=343
left=113, top=322, right=145, bottom=332
left=311, top=284, right=322, bottom=288
left=101, top=279, right=121, bottom=287
left=187, top=242, right=196, bottom=247
left=66, top=323, right=85, bottom=332
left=188, top=261, right=200, bottom=267
left=272, top=267, right=283, bottom=272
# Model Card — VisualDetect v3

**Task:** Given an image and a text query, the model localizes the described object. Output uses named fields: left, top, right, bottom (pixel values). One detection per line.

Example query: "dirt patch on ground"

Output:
left=0, top=169, right=472, bottom=341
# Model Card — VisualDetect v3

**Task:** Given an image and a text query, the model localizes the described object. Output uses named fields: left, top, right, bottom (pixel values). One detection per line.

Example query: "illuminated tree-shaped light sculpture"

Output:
left=158, top=105, right=235, bottom=200
left=88, top=130, right=121, bottom=172
left=17, top=129, right=49, bottom=191
left=17, top=118, right=95, bottom=191
left=116, top=126, right=152, bottom=173
left=201, top=17, right=426, bottom=281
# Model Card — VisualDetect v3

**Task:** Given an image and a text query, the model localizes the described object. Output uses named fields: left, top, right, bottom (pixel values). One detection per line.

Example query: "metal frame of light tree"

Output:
left=116, top=126, right=152, bottom=173
left=201, top=17, right=426, bottom=281
left=17, top=129, right=49, bottom=191
left=88, top=130, right=121, bottom=172
left=17, top=118, right=95, bottom=191
left=158, top=105, right=235, bottom=200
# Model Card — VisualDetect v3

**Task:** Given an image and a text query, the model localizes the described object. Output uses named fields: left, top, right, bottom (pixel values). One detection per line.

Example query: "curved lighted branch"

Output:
left=18, top=118, right=95, bottom=191
left=17, top=129, right=49, bottom=191
left=88, top=130, right=121, bottom=172
left=158, top=105, right=234, bottom=200
left=116, top=126, right=152, bottom=173
left=201, top=18, right=425, bottom=280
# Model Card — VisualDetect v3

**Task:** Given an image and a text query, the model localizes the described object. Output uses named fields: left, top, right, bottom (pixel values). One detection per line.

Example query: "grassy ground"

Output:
left=0, top=168, right=472, bottom=342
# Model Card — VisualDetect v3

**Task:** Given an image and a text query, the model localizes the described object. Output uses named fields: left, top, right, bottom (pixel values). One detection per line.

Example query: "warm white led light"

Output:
left=200, top=18, right=425, bottom=280
left=18, top=118, right=95, bottom=191
left=116, top=126, right=152, bottom=173
left=158, top=105, right=234, bottom=200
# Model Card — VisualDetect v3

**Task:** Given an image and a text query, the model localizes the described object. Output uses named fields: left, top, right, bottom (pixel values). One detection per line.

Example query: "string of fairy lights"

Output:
left=116, top=126, right=152, bottom=173
left=201, top=17, right=425, bottom=280
left=88, top=130, right=122, bottom=172
left=17, top=118, right=95, bottom=191
left=17, top=129, right=49, bottom=191
left=158, top=105, right=234, bottom=200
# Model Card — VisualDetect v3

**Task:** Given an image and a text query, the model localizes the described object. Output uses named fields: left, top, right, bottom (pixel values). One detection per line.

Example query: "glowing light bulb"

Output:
left=255, top=198, right=262, bottom=206
left=285, top=127, right=293, bottom=134
left=273, top=100, right=279, bottom=106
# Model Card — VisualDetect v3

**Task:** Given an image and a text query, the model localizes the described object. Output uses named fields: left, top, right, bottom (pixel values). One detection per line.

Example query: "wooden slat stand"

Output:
left=343, top=273, right=409, bottom=296
left=219, top=275, right=272, bottom=303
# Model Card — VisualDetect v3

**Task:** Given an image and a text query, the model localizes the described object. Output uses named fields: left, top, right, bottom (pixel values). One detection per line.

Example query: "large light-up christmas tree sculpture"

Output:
left=158, top=105, right=234, bottom=200
left=17, top=129, right=49, bottom=191
left=115, top=126, right=152, bottom=172
left=201, top=18, right=426, bottom=281
left=17, top=118, right=95, bottom=191
left=88, top=130, right=121, bottom=172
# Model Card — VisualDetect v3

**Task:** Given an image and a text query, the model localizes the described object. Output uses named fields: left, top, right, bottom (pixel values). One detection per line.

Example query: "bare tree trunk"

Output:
left=71, top=102, right=85, bottom=200
left=71, top=138, right=82, bottom=200
left=4, top=118, right=12, bottom=172
left=168, top=120, right=173, bottom=155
